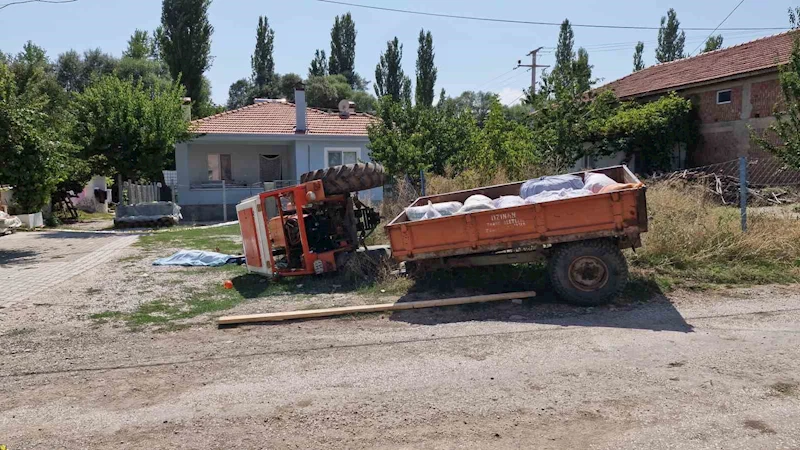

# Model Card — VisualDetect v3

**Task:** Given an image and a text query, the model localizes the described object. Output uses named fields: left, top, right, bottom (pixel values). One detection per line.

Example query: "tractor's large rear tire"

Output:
left=548, top=239, right=628, bottom=306
left=300, top=162, right=385, bottom=195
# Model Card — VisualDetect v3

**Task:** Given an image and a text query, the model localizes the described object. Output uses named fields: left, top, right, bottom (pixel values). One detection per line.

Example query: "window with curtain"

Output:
left=208, top=154, right=232, bottom=181
left=326, top=149, right=359, bottom=167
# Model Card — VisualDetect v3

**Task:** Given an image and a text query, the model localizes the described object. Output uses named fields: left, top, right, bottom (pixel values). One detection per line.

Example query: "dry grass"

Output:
left=631, top=182, right=800, bottom=288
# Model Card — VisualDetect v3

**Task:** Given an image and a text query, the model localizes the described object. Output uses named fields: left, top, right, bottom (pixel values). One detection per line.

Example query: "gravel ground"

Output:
left=2, top=239, right=800, bottom=449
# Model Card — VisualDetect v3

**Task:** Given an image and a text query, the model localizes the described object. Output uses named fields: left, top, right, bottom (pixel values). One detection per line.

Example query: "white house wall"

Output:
left=298, top=140, right=383, bottom=202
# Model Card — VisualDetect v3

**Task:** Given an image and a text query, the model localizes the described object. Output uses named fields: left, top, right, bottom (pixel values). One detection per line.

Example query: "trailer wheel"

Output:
left=548, top=239, right=628, bottom=306
left=300, top=162, right=385, bottom=195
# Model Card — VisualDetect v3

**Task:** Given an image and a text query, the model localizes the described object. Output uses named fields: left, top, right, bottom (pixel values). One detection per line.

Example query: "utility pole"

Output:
left=517, top=47, right=549, bottom=95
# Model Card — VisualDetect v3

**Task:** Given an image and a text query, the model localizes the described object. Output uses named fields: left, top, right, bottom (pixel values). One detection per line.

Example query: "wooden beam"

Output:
left=217, top=291, right=536, bottom=326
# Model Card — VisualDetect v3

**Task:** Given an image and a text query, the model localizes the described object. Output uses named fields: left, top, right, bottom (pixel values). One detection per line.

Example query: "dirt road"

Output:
left=2, top=269, right=800, bottom=449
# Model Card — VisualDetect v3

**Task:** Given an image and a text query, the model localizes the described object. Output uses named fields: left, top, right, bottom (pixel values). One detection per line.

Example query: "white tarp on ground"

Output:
left=115, top=202, right=182, bottom=224
left=0, top=211, right=22, bottom=234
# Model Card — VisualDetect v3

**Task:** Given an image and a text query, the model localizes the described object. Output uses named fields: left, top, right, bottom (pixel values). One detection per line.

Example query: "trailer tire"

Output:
left=300, top=162, right=385, bottom=195
left=548, top=239, right=628, bottom=306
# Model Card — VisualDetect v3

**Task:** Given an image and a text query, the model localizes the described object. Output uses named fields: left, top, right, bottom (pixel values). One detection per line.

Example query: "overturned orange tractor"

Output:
left=236, top=163, right=383, bottom=277
left=238, top=163, right=648, bottom=305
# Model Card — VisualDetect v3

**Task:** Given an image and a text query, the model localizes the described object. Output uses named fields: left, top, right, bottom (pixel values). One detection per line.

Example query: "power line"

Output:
left=689, top=0, right=746, bottom=56
left=505, top=93, right=526, bottom=106
left=474, top=67, right=518, bottom=90
left=0, top=0, right=76, bottom=10
left=315, top=0, right=785, bottom=31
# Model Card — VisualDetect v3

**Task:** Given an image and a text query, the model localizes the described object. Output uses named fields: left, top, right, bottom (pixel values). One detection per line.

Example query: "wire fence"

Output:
left=653, top=156, right=800, bottom=231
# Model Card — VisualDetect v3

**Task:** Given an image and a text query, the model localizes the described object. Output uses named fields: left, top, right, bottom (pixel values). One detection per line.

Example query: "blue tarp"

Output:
left=153, top=250, right=240, bottom=267
left=520, top=175, right=584, bottom=199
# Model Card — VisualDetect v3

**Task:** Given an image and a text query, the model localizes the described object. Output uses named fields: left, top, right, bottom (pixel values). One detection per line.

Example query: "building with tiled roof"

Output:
left=175, top=84, right=380, bottom=220
left=595, top=31, right=795, bottom=168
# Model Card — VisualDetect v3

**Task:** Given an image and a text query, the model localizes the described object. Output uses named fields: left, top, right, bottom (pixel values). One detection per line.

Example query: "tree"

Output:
left=441, top=90, right=498, bottom=127
left=753, top=10, right=800, bottom=168
left=702, top=35, right=724, bottom=53
left=548, top=20, right=592, bottom=95
left=656, top=8, right=686, bottom=63
left=116, top=57, right=173, bottom=92
left=329, top=13, right=358, bottom=88
left=0, top=62, right=74, bottom=213
left=279, top=73, right=302, bottom=102
left=55, top=50, right=84, bottom=92
left=160, top=0, right=214, bottom=115
left=367, top=97, right=480, bottom=179
left=251, top=16, right=275, bottom=95
left=475, top=98, right=538, bottom=179
left=374, top=37, right=409, bottom=102
left=633, top=41, right=645, bottom=72
left=124, top=29, right=152, bottom=59
left=226, top=78, right=253, bottom=110
left=306, top=74, right=375, bottom=111
left=151, top=26, right=165, bottom=60
left=573, top=48, right=592, bottom=94
left=415, top=29, right=437, bottom=107
left=72, top=75, right=189, bottom=182
left=554, top=19, right=575, bottom=74
left=309, top=49, right=328, bottom=77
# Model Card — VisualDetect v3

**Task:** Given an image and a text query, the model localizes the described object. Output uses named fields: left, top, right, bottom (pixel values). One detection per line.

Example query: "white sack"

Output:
left=583, top=172, right=617, bottom=194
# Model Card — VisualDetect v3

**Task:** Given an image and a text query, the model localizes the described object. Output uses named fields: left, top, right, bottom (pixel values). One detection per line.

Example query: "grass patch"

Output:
left=135, top=224, right=243, bottom=254
left=77, top=211, right=115, bottom=222
left=629, top=183, right=800, bottom=289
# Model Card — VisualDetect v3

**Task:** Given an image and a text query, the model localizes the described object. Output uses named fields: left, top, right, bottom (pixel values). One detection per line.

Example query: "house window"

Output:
left=325, top=148, right=360, bottom=167
left=208, top=154, right=232, bottom=181
left=716, top=89, right=732, bottom=105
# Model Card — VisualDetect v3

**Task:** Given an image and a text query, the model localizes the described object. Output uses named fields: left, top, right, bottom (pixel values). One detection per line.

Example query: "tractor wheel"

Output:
left=300, top=162, right=385, bottom=195
left=548, top=239, right=628, bottom=306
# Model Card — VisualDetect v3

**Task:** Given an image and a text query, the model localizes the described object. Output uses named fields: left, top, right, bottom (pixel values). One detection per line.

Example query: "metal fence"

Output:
left=121, top=180, right=163, bottom=205
left=169, top=180, right=298, bottom=222
left=655, top=156, right=800, bottom=231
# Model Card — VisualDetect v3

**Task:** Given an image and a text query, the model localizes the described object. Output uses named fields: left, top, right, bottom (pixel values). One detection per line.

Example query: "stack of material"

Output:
left=0, top=211, right=22, bottom=234
left=404, top=172, right=639, bottom=222
left=114, top=201, right=182, bottom=228
left=650, top=169, right=792, bottom=206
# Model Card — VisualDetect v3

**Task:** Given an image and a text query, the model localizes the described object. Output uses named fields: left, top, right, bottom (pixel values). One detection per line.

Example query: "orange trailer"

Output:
left=385, top=165, right=648, bottom=305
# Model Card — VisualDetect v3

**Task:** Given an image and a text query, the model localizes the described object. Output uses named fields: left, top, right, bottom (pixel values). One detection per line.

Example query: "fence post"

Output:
left=117, top=175, right=123, bottom=205
left=222, top=180, right=227, bottom=222
left=739, top=156, right=747, bottom=232
left=420, top=169, right=426, bottom=196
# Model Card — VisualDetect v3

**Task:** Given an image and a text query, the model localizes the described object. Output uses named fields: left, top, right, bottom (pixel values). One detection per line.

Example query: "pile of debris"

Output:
left=649, top=169, right=800, bottom=206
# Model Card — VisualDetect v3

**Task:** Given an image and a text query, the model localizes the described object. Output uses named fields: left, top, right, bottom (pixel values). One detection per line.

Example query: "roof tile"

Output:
left=599, top=31, right=797, bottom=99
left=190, top=101, right=374, bottom=136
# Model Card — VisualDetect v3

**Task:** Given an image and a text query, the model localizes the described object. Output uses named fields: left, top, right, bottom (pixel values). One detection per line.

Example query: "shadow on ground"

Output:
left=230, top=273, right=275, bottom=299
left=0, top=249, right=38, bottom=265
left=33, top=231, right=123, bottom=240
left=386, top=266, right=692, bottom=333
left=234, top=263, right=692, bottom=333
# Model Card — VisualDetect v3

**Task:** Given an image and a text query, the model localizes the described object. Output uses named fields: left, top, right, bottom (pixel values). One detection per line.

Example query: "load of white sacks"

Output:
left=405, top=172, right=619, bottom=222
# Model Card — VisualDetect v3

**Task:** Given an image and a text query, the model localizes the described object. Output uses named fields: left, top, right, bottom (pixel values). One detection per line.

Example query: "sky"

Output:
left=0, top=0, right=793, bottom=106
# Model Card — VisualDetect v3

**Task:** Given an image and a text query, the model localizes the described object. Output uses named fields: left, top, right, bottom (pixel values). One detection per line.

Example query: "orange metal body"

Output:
left=385, top=165, right=648, bottom=262
left=247, top=179, right=343, bottom=276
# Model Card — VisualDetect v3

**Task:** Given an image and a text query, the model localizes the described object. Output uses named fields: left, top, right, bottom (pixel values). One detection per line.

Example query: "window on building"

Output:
left=325, top=148, right=359, bottom=167
left=208, top=154, right=232, bottom=181
left=716, top=89, right=732, bottom=105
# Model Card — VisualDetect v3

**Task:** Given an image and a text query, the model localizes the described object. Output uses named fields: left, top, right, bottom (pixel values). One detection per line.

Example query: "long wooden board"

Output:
left=217, top=291, right=537, bottom=325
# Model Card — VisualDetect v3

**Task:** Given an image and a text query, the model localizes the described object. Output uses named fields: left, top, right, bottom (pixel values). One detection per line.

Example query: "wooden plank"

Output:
left=217, top=291, right=537, bottom=325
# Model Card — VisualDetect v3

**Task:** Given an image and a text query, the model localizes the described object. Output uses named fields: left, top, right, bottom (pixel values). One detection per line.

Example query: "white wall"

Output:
left=298, top=139, right=383, bottom=202
left=176, top=137, right=382, bottom=206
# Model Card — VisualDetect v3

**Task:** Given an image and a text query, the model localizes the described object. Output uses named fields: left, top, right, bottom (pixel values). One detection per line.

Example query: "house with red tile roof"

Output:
left=175, top=84, right=377, bottom=221
left=595, top=30, right=795, bottom=169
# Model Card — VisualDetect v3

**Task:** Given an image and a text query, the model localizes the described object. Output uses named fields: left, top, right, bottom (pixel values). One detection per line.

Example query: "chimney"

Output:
left=294, top=82, right=306, bottom=133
